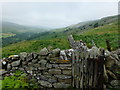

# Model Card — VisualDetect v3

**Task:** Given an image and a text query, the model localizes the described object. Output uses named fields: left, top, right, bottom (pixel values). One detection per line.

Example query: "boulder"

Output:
left=19, top=52, right=27, bottom=60
left=53, top=82, right=71, bottom=88
left=39, top=47, right=49, bottom=56
left=11, top=60, right=21, bottom=67
left=38, top=80, right=52, bottom=88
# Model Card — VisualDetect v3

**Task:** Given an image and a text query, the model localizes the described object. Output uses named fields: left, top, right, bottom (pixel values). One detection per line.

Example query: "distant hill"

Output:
left=1, top=21, right=49, bottom=34
left=51, top=15, right=118, bottom=35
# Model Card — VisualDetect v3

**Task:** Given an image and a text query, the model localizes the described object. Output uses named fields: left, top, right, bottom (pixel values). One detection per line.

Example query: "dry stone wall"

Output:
left=1, top=48, right=73, bottom=88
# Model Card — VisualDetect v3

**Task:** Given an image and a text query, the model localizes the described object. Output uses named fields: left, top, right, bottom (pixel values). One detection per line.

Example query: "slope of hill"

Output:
left=1, top=21, right=49, bottom=34
left=1, top=15, right=119, bottom=58
left=1, top=21, right=51, bottom=47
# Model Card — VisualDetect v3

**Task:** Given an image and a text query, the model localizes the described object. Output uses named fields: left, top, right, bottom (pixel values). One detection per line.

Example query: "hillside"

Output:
left=1, top=21, right=51, bottom=47
left=1, top=15, right=119, bottom=58
left=1, top=21, right=49, bottom=34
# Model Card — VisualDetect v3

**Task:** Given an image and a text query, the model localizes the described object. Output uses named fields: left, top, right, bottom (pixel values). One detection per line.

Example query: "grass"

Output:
left=1, top=38, right=70, bottom=58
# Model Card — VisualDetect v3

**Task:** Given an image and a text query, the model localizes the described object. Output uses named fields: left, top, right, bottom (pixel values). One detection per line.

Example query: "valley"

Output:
left=1, top=15, right=119, bottom=58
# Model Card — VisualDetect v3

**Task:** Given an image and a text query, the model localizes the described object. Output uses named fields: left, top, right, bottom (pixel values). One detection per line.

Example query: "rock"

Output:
left=22, top=61, right=28, bottom=65
left=32, top=59, right=38, bottom=64
left=7, top=64, right=12, bottom=71
left=59, top=64, right=72, bottom=67
left=18, top=67, right=24, bottom=71
left=39, top=47, right=49, bottom=56
left=107, top=70, right=117, bottom=79
left=48, top=76, right=57, bottom=83
left=49, top=69, right=61, bottom=74
left=12, top=67, right=18, bottom=70
left=53, top=82, right=71, bottom=88
left=58, top=78, right=72, bottom=84
left=62, top=70, right=72, bottom=75
left=11, top=60, right=21, bottom=67
left=105, top=56, right=115, bottom=69
left=32, top=52, right=38, bottom=59
left=52, top=64, right=59, bottom=68
left=49, top=48, right=61, bottom=58
left=39, top=60, right=47, bottom=67
left=54, top=75, right=72, bottom=79
left=47, top=46, right=53, bottom=52
left=110, top=80, right=120, bottom=87
left=26, top=53, right=33, bottom=61
left=46, top=63, right=52, bottom=68
left=19, top=52, right=27, bottom=60
left=38, top=80, right=52, bottom=88
left=39, top=75, right=48, bottom=81
left=59, top=67, right=72, bottom=70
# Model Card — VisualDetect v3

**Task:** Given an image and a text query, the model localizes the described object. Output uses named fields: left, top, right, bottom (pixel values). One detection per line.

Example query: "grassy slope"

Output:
left=73, top=21, right=119, bottom=49
left=1, top=21, right=119, bottom=58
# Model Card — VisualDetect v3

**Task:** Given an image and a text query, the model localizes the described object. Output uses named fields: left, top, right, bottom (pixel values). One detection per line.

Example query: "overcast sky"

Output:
left=1, top=2, right=118, bottom=28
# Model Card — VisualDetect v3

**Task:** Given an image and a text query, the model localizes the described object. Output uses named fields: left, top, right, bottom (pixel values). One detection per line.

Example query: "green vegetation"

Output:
left=1, top=70, right=28, bottom=88
left=1, top=38, right=70, bottom=58
left=1, top=15, right=119, bottom=58
left=1, top=70, right=39, bottom=89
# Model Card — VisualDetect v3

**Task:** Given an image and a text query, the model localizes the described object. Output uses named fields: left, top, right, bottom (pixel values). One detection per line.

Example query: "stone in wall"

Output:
left=38, top=59, right=47, bottom=67
left=11, top=60, right=21, bottom=67
left=46, top=63, right=52, bottom=68
left=58, top=78, right=72, bottom=84
left=19, top=52, right=28, bottom=60
left=38, top=80, right=52, bottom=88
left=32, top=59, right=38, bottom=64
left=26, top=53, right=33, bottom=62
left=54, top=75, right=72, bottom=79
left=48, top=76, right=57, bottom=83
left=39, top=47, right=49, bottom=56
left=53, top=82, right=71, bottom=88
left=62, top=70, right=72, bottom=75
left=50, top=48, right=61, bottom=58
left=49, top=69, right=61, bottom=74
